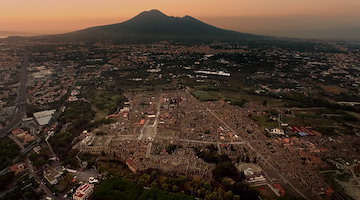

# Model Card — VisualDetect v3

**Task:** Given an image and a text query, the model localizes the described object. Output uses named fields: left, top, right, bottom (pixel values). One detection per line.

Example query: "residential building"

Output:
left=73, top=183, right=94, bottom=200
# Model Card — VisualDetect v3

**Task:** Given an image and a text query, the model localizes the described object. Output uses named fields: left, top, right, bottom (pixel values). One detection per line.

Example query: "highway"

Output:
left=0, top=53, right=28, bottom=137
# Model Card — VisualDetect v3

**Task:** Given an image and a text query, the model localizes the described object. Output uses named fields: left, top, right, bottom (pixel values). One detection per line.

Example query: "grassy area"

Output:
left=250, top=114, right=279, bottom=129
left=85, top=89, right=127, bottom=117
left=97, top=160, right=133, bottom=177
left=280, top=108, right=359, bottom=135
left=62, top=101, right=95, bottom=122
left=190, top=89, right=284, bottom=107
left=92, top=105, right=108, bottom=121
left=191, top=90, right=219, bottom=101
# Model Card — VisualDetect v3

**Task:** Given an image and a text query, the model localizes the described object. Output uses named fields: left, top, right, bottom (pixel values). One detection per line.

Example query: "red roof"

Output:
left=74, top=192, right=84, bottom=197
left=9, top=163, right=26, bottom=174
left=11, top=129, right=24, bottom=134
left=274, top=184, right=286, bottom=196
left=125, top=158, right=139, bottom=170
left=291, top=126, right=319, bottom=136
left=326, top=187, right=334, bottom=197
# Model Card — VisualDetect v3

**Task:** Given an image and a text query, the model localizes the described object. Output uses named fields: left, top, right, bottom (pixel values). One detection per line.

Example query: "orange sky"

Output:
left=1, top=0, right=359, bottom=36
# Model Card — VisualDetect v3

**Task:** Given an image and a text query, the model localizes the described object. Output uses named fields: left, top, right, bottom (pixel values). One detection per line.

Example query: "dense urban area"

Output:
left=0, top=38, right=359, bottom=200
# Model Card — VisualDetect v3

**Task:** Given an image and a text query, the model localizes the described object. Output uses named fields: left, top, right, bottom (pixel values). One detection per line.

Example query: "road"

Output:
left=164, top=138, right=272, bottom=145
left=53, top=68, right=82, bottom=121
left=123, top=93, right=133, bottom=110
left=138, top=118, right=151, bottom=140
left=25, top=157, right=55, bottom=199
left=144, top=91, right=162, bottom=158
left=0, top=54, right=28, bottom=137
left=138, top=91, right=162, bottom=141
left=0, top=186, right=17, bottom=199
left=8, top=134, right=25, bottom=151
left=347, top=165, right=360, bottom=186
left=205, top=107, right=309, bottom=200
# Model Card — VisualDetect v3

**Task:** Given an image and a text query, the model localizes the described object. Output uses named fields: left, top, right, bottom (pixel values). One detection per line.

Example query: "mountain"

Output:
left=0, top=31, right=36, bottom=38
left=54, top=9, right=262, bottom=42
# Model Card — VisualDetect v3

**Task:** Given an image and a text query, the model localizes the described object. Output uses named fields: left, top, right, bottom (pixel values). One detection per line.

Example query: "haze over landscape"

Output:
left=1, top=0, right=359, bottom=40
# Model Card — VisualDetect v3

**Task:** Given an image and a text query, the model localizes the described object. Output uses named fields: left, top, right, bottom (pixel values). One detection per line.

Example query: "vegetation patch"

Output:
left=0, top=137, right=20, bottom=170
left=85, top=89, right=127, bottom=116
left=250, top=114, right=278, bottom=129
left=93, top=178, right=195, bottom=200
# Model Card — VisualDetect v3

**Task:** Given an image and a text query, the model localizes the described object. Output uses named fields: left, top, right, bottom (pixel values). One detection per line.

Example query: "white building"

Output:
left=268, top=128, right=285, bottom=135
left=73, top=183, right=94, bottom=200
left=237, top=163, right=267, bottom=186
left=33, top=110, right=56, bottom=126
left=194, top=70, right=231, bottom=77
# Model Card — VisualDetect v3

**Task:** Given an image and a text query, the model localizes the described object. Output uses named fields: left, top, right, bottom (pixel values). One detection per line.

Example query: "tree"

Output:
left=233, top=195, right=240, bottom=200
left=150, top=170, right=158, bottom=182
left=224, top=191, right=233, bottom=200
left=158, top=176, right=168, bottom=185
left=217, top=187, right=225, bottom=196
left=0, top=172, right=15, bottom=191
left=212, top=161, right=240, bottom=181
left=222, top=178, right=234, bottom=189
left=137, top=179, right=147, bottom=186
left=161, top=183, right=169, bottom=192
left=204, top=181, right=213, bottom=191
left=151, top=180, right=158, bottom=189
left=172, top=185, right=179, bottom=192
left=141, top=174, right=150, bottom=184
left=166, top=144, right=178, bottom=154
left=262, top=100, right=268, bottom=106
left=245, top=156, right=250, bottom=163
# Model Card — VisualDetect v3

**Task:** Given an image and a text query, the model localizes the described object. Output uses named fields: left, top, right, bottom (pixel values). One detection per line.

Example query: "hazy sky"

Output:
left=1, top=0, right=359, bottom=39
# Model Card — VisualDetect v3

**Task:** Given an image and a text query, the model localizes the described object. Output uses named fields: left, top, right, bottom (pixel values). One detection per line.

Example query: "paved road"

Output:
left=25, top=157, right=55, bottom=199
left=123, top=93, right=133, bottom=110
left=8, top=134, right=25, bottom=151
left=138, top=118, right=151, bottom=140
left=0, top=186, right=17, bottom=199
left=53, top=68, right=82, bottom=121
left=138, top=91, right=162, bottom=141
left=158, top=136, right=272, bottom=145
left=205, top=107, right=309, bottom=200
left=0, top=54, right=28, bottom=137
left=144, top=91, right=162, bottom=158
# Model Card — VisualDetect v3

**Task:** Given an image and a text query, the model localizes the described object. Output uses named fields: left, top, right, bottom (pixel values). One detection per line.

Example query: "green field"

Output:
left=190, top=89, right=285, bottom=107
left=85, top=89, right=127, bottom=120
left=250, top=115, right=279, bottom=129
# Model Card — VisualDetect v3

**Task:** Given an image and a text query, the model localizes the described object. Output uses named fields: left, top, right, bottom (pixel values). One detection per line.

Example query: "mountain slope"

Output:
left=62, top=9, right=261, bottom=41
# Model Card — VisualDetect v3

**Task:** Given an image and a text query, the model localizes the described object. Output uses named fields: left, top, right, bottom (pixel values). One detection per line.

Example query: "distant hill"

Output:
left=0, top=31, right=36, bottom=38
left=45, top=9, right=264, bottom=42
left=3, top=10, right=349, bottom=52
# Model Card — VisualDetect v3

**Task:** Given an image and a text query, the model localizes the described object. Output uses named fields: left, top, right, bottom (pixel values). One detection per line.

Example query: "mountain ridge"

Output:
left=52, top=9, right=262, bottom=42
